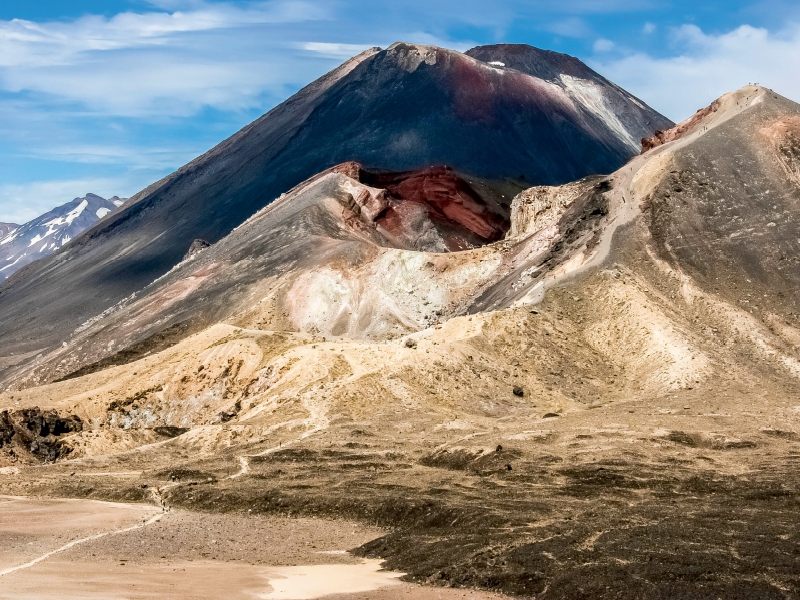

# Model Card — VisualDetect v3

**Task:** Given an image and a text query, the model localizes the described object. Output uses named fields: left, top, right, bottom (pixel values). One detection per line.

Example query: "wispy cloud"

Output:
left=301, top=42, right=377, bottom=59
left=0, top=1, right=336, bottom=117
left=593, top=22, right=800, bottom=120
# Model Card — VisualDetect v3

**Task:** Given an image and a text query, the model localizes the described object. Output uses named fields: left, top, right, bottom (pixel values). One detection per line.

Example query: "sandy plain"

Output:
left=0, top=497, right=510, bottom=600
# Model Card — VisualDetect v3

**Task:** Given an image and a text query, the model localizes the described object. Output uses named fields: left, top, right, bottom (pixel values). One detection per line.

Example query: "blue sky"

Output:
left=1, top=0, right=799, bottom=223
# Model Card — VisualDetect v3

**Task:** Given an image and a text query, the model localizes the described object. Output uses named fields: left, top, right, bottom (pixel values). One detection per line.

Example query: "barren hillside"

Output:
left=1, top=85, right=799, bottom=598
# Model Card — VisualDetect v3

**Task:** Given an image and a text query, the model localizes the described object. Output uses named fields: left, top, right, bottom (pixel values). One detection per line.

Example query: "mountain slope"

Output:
left=0, top=194, right=125, bottom=282
left=0, top=42, right=670, bottom=374
left=5, top=86, right=794, bottom=395
left=0, top=223, right=18, bottom=237
left=2, top=86, right=800, bottom=598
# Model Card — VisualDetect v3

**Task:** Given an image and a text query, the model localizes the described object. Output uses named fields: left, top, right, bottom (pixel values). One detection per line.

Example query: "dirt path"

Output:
left=0, top=513, right=164, bottom=578
left=0, top=497, right=161, bottom=576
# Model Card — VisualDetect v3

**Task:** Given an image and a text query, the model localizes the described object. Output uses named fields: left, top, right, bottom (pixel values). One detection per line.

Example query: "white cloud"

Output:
left=643, top=22, right=656, bottom=34
left=593, top=22, right=800, bottom=121
left=593, top=38, right=615, bottom=52
left=302, top=42, right=377, bottom=59
left=0, top=1, right=335, bottom=117
left=547, top=17, right=592, bottom=38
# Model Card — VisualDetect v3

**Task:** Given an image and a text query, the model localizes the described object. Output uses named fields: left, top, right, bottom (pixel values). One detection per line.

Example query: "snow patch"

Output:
left=0, top=255, right=24, bottom=272
left=560, top=75, right=639, bottom=151
left=96, top=207, right=111, bottom=219
left=488, top=61, right=505, bottom=67
left=0, top=231, right=18, bottom=246
left=44, top=199, right=88, bottom=229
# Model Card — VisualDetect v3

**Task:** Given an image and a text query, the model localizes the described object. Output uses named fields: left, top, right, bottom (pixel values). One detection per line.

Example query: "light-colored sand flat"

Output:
left=0, top=497, right=510, bottom=600
left=0, top=496, right=159, bottom=573
left=260, top=560, right=402, bottom=599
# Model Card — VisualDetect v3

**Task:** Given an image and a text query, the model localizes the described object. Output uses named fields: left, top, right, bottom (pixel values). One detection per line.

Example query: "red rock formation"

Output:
left=356, top=165, right=511, bottom=251
left=642, top=100, right=721, bottom=152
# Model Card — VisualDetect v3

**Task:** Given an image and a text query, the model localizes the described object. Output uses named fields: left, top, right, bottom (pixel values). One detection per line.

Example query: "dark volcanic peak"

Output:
left=0, top=193, right=125, bottom=282
left=0, top=41, right=669, bottom=369
left=466, top=44, right=601, bottom=84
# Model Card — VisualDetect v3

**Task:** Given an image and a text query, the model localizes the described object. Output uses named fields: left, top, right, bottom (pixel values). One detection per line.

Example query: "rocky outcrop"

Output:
left=183, top=239, right=212, bottom=260
left=0, top=407, right=83, bottom=462
left=508, top=178, right=599, bottom=240
left=642, top=100, right=721, bottom=152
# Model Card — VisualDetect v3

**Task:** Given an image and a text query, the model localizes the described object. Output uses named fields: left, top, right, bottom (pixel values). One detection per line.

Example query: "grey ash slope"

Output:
left=0, top=42, right=669, bottom=375
left=0, top=194, right=124, bottom=282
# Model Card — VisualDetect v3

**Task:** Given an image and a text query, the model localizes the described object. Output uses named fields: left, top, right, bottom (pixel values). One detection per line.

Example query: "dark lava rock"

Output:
left=0, top=407, right=82, bottom=462
left=154, top=426, right=189, bottom=438
left=513, top=386, right=525, bottom=397
left=183, top=239, right=211, bottom=260
left=667, top=430, right=697, bottom=446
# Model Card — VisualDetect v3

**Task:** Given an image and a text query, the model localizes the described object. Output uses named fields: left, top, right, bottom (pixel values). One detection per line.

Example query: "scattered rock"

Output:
left=667, top=430, right=697, bottom=446
left=154, top=426, right=189, bottom=438
left=183, top=238, right=211, bottom=260
left=513, top=386, right=525, bottom=397
left=404, top=338, right=417, bottom=349
left=212, top=411, right=236, bottom=424
left=542, top=413, right=560, bottom=419
left=760, top=428, right=799, bottom=440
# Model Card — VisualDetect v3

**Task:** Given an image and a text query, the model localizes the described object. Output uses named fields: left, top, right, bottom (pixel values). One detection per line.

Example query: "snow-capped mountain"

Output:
left=0, top=193, right=125, bottom=281
left=0, top=223, right=18, bottom=237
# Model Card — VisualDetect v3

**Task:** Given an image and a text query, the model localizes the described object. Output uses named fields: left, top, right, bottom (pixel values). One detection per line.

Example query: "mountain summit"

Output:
left=0, top=42, right=670, bottom=378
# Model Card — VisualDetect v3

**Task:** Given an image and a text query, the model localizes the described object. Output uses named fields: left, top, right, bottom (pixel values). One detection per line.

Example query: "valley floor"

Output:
left=1, top=375, right=799, bottom=599
left=0, top=496, right=509, bottom=599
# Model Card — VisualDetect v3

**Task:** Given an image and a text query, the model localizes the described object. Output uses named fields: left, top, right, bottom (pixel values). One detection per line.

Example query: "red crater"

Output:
left=341, top=163, right=514, bottom=251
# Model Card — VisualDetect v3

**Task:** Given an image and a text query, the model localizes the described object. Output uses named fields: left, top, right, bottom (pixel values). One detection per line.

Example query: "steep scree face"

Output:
left=0, top=42, right=669, bottom=369
left=466, top=44, right=671, bottom=155
left=645, top=91, right=800, bottom=325
left=0, top=194, right=125, bottom=281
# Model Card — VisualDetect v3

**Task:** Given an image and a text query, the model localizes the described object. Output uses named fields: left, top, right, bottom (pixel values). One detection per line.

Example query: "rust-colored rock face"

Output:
left=642, top=100, right=721, bottom=152
left=358, top=165, right=512, bottom=251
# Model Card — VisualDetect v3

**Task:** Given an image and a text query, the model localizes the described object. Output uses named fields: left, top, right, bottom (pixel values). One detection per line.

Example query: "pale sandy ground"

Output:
left=0, top=498, right=509, bottom=600
left=0, top=496, right=159, bottom=573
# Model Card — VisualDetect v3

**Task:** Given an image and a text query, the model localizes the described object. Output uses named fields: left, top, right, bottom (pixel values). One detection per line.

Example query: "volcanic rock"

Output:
left=0, top=42, right=670, bottom=379
left=0, top=407, right=82, bottom=462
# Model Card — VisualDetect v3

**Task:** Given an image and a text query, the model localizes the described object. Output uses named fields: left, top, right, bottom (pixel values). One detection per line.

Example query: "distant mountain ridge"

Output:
left=0, top=193, right=125, bottom=281
left=0, top=223, right=18, bottom=237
